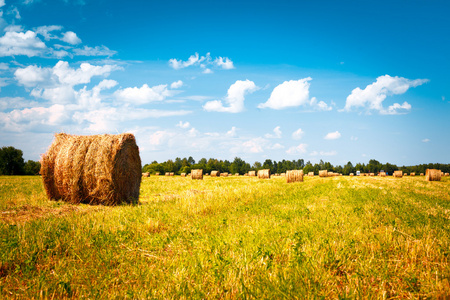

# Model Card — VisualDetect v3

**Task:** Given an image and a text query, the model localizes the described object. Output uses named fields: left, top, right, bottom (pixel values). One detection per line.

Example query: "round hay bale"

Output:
left=420, top=173, right=424, bottom=176
left=248, top=171, right=256, bottom=177
left=165, top=172, right=170, bottom=176
left=257, top=169, right=270, bottom=179
left=404, top=173, right=408, bottom=176
left=319, top=170, right=328, bottom=177
left=155, top=172, right=160, bottom=176
left=369, top=173, right=375, bottom=176
left=142, top=172, right=150, bottom=177
left=211, top=171, right=220, bottom=177
left=349, top=173, right=354, bottom=176
left=308, top=172, right=314, bottom=177
left=169, top=172, right=174, bottom=176
left=281, top=173, right=286, bottom=177
left=410, top=172, right=415, bottom=176
left=393, top=170, right=403, bottom=178
left=445, top=173, right=449, bottom=176
left=244, top=173, right=248, bottom=176
left=379, top=172, right=386, bottom=177
left=221, top=172, right=229, bottom=177
left=40, top=133, right=141, bottom=205
left=426, top=169, right=441, bottom=181
left=286, top=170, right=303, bottom=183
left=191, top=169, right=203, bottom=180
left=181, top=173, right=186, bottom=177
left=235, top=173, right=239, bottom=176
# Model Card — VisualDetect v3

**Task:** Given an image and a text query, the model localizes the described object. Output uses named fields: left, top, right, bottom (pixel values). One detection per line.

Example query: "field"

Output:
left=1, top=175, right=450, bottom=298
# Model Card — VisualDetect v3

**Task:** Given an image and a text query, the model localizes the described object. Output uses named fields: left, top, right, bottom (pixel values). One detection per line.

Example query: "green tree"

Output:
left=0, top=146, right=25, bottom=175
left=24, top=160, right=41, bottom=175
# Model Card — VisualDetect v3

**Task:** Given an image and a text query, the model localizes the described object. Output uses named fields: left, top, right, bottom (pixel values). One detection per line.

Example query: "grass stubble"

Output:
left=0, top=175, right=449, bottom=298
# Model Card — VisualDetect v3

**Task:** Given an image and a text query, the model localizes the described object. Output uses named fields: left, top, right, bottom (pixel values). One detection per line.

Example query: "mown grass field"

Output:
left=1, top=175, right=450, bottom=298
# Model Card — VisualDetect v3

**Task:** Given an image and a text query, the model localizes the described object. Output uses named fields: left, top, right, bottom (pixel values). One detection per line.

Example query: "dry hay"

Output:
left=40, top=133, right=141, bottom=205
left=379, top=172, right=386, bottom=177
left=257, top=169, right=271, bottom=179
left=155, top=172, right=160, bottom=176
left=308, top=172, right=314, bottom=177
left=142, top=172, right=150, bottom=177
left=244, top=173, right=248, bottom=176
left=169, top=172, right=174, bottom=176
left=410, top=172, right=416, bottom=176
left=445, top=173, right=450, bottom=176
left=281, top=173, right=286, bottom=177
left=393, top=170, right=403, bottom=178
left=404, top=173, right=408, bottom=176
left=426, top=169, right=441, bottom=181
left=369, top=173, right=375, bottom=176
left=235, top=173, right=239, bottom=176
left=221, top=172, right=229, bottom=177
left=350, top=173, right=354, bottom=176
left=319, top=170, right=328, bottom=177
left=286, top=170, right=303, bottom=183
left=248, top=171, right=256, bottom=177
left=420, top=173, right=424, bottom=176
left=205, top=173, right=209, bottom=176
left=165, top=172, right=170, bottom=176
left=191, top=169, right=203, bottom=180
left=181, top=173, right=186, bottom=177
left=211, top=171, right=220, bottom=177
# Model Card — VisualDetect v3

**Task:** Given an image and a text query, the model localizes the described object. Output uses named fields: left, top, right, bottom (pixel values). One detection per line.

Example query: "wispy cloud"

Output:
left=324, top=131, right=341, bottom=140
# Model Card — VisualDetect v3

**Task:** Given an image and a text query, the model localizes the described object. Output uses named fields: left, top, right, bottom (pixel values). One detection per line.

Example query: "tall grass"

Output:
left=1, top=175, right=449, bottom=298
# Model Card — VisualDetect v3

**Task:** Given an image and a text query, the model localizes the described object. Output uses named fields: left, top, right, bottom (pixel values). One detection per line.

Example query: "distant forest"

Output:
left=142, top=157, right=450, bottom=176
left=1, top=146, right=448, bottom=176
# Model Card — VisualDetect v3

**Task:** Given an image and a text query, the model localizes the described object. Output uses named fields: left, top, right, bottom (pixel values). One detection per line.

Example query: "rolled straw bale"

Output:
left=393, top=170, right=403, bottom=178
left=205, top=173, right=209, bottom=176
left=235, top=173, right=239, bottom=176
left=191, top=169, right=203, bottom=180
left=170, top=172, right=174, bottom=176
left=257, top=169, right=270, bottom=179
left=248, top=171, right=256, bottom=177
left=244, top=173, right=248, bottom=176
left=142, top=172, right=150, bottom=177
left=379, top=172, right=386, bottom=177
left=350, top=173, right=354, bottom=176
left=40, top=133, right=141, bottom=205
left=369, top=173, right=375, bottom=176
left=319, top=170, right=328, bottom=177
left=426, top=169, right=441, bottom=181
left=441, top=171, right=445, bottom=177
left=420, top=173, right=424, bottom=176
left=211, top=171, right=220, bottom=177
left=281, top=173, right=286, bottom=177
left=187, top=173, right=191, bottom=176
left=308, top=172, right=314, bottom=177
left=155, top=172, right=160, bottom=176
left=221, top=172, right=229, bottom=177
left=410, top=172, right=415, bottom=176
left=445, top=173, right=449, bottom=176
left=404, top=173, right=408, bottom=176
left=165, top=172, right=170, bottom=176
left=181, top=173, right=186, bottom=177
left=286, top=170, right=303, bottom=183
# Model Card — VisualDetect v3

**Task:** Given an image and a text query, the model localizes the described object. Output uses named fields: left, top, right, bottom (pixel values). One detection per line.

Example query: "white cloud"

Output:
left=0, top=62, right=8, bottom=70
left=286, top=143, right=308, bottom=155
left=169, top=53, right=202, bottom=69
left=265, top=126, right=282, bottom=138
left=242, top=137, right=266, bottom=153
left=73, top=45, right=116, bottom=57
left=258, top=78, right=332, bottom=111
left=310, top=150, right=337, bottom=156
left=170, top=80, right=183, bottom=89
left=202, top=68, right=213, bottom=74
left=324, top=131, right=341, bottom=140
left=0, top=0, right=5, bottom=7
left=115, top=84, right=172, bottom=104
left=226, top=126, right=238, bottom=137
left=0, top=30, right=46, bottom=57
left=176, top=121, right=190, bottom=128
left=53, top=61, right=118, bottom=85
left=380, top=101, right=411, bottom=115
left=292, top=128, right=304, bottom=140
left=422, top=138, right=430, bottom=143
left=343, top=75, right=428, bottom=114
left=269, top=143, right=284, bottom=150
left=214, top=57, right=234, bottom=69
left=35, top=25, right=63, bottom=40
left=14, top=65, right=51, bottom=87
left=203, top=79, right=257, bottom=113
left=61, top=31, right=81, bottom=45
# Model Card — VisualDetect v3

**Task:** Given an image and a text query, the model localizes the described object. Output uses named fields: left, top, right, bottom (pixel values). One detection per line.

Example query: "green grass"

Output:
left=1, top=175, right=449, bottom=298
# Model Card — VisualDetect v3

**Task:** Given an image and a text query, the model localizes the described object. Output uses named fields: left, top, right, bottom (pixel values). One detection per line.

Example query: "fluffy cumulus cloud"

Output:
left=258, top=77, right=332, bottom=111
left=176, top=121, right=190, bottom=128
left=169, top=52, right=235, bottom=72
left=0, top=29, right=46, bottom=57
left=292, top=128, right=304, bottom=140
left=324, top=131, right=341, bottom=140
left=310, top=150, right=337, bottom=156
left=170, top=80, right=183, bottom=89
left=343, top=75, right=428, bottom=114
left=203, top=79, right=258, bottom=113
left=286, top=143, right=308, bottom=155
left=115, top=84, right=173, bottom=105
left=265, top=126, right=282, bottom=138
left=61, top=31, right=81, bottom=45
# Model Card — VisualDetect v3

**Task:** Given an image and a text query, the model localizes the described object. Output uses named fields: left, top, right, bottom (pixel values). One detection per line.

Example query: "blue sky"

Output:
left=0, top=0, right=448, bottom=166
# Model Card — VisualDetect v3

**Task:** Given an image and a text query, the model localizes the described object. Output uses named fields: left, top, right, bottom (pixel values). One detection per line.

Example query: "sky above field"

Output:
left=0, top=0, right=449, bottom=166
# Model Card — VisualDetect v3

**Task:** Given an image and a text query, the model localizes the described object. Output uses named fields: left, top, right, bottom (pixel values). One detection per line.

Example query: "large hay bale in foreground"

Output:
left=393, top=170, right=403, bottom=178
left=286, top=170, right=303, bottom=183
left=319, top=170, right=328, bottom=177
left=248, top=171, right=256, bottom=177
left=191, top=169, right=203, bottom=180
left=257, top=169, right=270, bottom=179
left=40, top=133, right=141, bottom=205
left=426, top=169, right=441, bottom=181
left=211, top=171, right=220, bottom=177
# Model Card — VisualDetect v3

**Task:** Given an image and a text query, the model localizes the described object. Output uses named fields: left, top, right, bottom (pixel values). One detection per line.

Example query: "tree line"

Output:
left=143, top=157, right=450, bottom=176
left=1, top=146, right=448, bottom=176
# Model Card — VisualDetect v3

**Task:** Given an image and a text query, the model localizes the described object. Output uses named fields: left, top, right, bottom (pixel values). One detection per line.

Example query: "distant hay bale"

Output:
left=165, top=172, right=170, bottom=176
left=410, top=172, right=415, bottom=176
left=369, top=173, right=375, bottom=176
left=393, top=170, right=403, bottom=178
left=205, top=173, right=209, bottom=176
left=426, top=169, right=441, bottom=181
left=181, top=173, right=186, bottom=177
left=308, top=172, right=314, bottom=177
left=155, top=172, right=160, bottom=176
left=257, top=169, right=270, bottom=179
left=404, top=173, right=408, bottom=176
left=235, top=173, right=239, bottom=176
left=221, top=172, right=229, bottom=177
left=350, top=173, right=354, bottom=176
left=211, top=171, right=220, bottom=177
left=319, top=170, right=328, bottom=177
left=191, top=169, right=203, bottom=180
left=420, top=173, right=424, bottom=176
left=244, top=173, right=248, bottom=176
left=40, top=133, right=141, bottom=205
left=169, top=172, right=174, bottom=176
left=379, top=172, right=386, bottom=177
left=142, top=172, right=150, bottom=177
left=286, top=170, right=303, bottom=183
left=248, top=171, right=256, bottom=177
left=445, top=173, right=449, bottom=176
left=281, top=173, right=286, bottom=177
